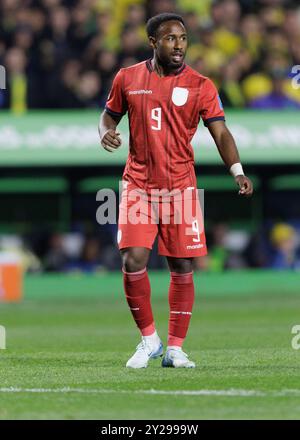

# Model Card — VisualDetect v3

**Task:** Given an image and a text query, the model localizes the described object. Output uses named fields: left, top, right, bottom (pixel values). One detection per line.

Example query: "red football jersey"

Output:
left=105, top=59, right=225, bottom=191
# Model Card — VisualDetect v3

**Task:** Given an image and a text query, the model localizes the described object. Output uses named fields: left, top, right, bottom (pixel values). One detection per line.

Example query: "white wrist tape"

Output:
left=230, top=163, right=244, bottom=177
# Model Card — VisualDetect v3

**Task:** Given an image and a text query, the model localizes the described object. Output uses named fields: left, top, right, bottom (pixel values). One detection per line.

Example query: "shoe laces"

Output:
left=136, top=340, right=152, bottom=355
left=169, top=348, right=189, bottom=360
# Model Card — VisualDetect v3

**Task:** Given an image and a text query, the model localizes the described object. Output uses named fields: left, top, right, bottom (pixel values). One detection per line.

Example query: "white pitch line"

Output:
left=1, top=387, right=300, bottom=397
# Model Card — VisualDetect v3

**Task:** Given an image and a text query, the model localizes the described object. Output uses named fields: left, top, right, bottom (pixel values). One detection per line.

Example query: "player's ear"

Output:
left=148, top=36, right=156, bottom=50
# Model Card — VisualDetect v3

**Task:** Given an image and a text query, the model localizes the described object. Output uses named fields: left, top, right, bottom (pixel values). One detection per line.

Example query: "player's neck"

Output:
left=151, top=56, right=183, bottom=77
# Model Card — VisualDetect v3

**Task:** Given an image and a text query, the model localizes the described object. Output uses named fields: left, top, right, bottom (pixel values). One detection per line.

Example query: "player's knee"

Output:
left=122, top=251, right=147, bottom=272
left=168, top=258, right=193, bottom=273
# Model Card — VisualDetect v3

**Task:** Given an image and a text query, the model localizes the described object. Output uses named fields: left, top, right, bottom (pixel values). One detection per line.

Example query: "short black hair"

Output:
left=146, top=13, right=185, bottom=38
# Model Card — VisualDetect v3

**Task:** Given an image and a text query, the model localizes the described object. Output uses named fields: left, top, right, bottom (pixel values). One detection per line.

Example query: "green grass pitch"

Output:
left=0, top=271, right=300, bottom=420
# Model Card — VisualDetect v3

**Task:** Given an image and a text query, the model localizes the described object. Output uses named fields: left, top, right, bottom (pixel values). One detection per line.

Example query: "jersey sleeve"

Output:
left=199, top=78, right=225, bottom=127
left=105, top=69, right=127, bottom=117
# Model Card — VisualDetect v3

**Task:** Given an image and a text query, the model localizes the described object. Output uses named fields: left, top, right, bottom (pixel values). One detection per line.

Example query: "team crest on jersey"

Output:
left=171, top=87, right=189, bottom=106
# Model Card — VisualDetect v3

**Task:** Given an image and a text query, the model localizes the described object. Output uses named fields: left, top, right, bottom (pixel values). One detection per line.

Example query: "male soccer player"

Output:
left=99, top=13, right=253, bottom=369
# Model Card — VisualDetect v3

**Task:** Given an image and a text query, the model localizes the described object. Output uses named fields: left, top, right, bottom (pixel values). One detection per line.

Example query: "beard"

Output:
left=157, top=51, right=184, bottom=69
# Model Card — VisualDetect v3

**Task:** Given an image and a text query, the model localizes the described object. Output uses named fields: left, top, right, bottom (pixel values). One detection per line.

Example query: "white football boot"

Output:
left=161, top=347, right=196, bottom=368
left=126, top=338, right=163, bottom=369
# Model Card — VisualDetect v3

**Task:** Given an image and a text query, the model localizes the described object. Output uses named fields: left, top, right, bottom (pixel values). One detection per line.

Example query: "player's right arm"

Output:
left=99, top=111, right=122, bottom=153
left=98, top=69, right=128, bottom=153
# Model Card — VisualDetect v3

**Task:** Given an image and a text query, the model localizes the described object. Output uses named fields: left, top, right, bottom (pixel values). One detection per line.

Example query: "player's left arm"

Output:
left=207, top=120, right=253, bottom=197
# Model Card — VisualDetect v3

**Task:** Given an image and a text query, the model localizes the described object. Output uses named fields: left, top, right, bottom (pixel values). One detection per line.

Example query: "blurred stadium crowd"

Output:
left=1, top=220, right=300, bottom=272
left=1, top=0, right=300, bottom=111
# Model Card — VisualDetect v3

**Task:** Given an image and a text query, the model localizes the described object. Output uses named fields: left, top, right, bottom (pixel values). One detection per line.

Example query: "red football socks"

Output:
left=122, top=267, right=155, bottom=336
left=167, top=271, right=195, bottom=348
left=123, top=268, right=195, bottom=346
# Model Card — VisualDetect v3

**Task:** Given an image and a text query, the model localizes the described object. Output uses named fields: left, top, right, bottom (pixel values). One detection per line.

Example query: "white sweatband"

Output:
left=230, top=163, right=244, bottom=177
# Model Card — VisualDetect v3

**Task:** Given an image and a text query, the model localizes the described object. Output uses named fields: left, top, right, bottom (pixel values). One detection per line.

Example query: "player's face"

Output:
left=151, top=20, right=187, bottom=69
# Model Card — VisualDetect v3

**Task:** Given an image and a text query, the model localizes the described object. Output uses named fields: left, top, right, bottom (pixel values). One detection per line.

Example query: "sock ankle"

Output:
left=143, top=330, right=159, bottom=344
left=167, top=335, right=184, bottom=347
left=167, top=345, right=182, bottom=351
left=141, top=322, right=156, bottom=336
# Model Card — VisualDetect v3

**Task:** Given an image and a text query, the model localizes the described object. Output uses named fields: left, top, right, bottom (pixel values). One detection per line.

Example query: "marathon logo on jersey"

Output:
left=172, top=87, right=189, bottom=106
left=186, top=244, right=204, bottom=250
left=128, top=90, right=153, bottom=95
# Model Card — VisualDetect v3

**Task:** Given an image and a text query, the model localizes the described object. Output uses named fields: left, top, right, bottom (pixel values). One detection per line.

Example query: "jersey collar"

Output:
left=146, top=58, right=186, bottom=76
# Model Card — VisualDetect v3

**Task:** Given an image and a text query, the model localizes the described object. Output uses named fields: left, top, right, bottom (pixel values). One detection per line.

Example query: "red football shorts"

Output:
left=117, top=184, right=207, bottom=258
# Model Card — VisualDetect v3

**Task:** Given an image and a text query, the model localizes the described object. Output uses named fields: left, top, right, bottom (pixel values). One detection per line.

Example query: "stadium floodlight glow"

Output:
left=0, top=65, right=6, bottom=90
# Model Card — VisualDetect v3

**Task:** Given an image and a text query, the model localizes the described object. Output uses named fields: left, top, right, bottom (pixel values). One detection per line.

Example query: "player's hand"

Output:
left=101, top=129, right=122, bottom=153
left=235, top=175, right=253, bottom=197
